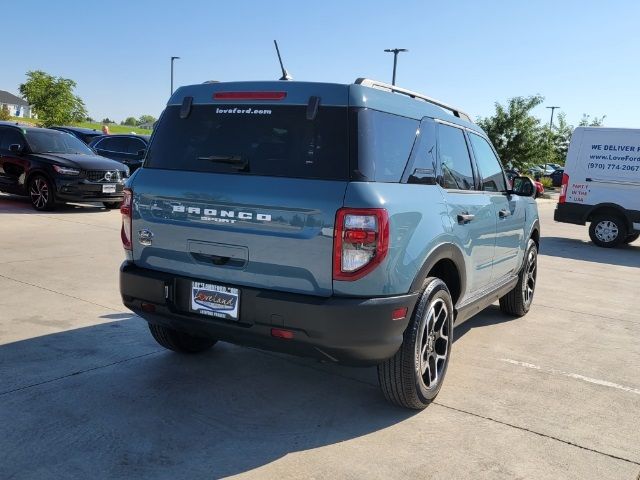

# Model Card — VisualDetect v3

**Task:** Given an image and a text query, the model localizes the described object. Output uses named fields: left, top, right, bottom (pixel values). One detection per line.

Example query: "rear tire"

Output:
left=500, top=239, right=537, bottom=317
left=103, top=201, right=121, bottom=209
left=624, top=233, right=639, bottom=244
left=148, top=323, right=217, bottom=353
left=378, top=277, right=453, bottom=410
left=589, top=214, right=627, bottom=248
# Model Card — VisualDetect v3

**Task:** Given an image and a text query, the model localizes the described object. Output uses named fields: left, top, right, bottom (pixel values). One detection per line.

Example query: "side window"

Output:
left=125, top=138, right=146, bottom=154
left=0, top=128, right=25, bottom=151
left=469, top=133, right=507, bottom=192
left=437, top=124, right=474, bottom=190
left=96, top=137, right=125, bottom=152
left=355, top=109, right=419, bottom=182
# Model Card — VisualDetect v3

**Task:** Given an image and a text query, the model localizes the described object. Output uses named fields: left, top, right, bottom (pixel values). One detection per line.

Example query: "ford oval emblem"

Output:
left=138, top=229, right=154, bottom=246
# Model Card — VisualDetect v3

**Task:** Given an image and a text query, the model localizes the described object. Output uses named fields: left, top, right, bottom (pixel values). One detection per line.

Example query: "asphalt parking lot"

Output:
left=1, top=192, right=639, bottom=480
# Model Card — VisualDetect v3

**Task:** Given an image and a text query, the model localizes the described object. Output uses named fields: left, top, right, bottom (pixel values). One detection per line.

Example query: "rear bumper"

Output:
left=120, top=263, right=418, bottom=366
left=554, top=202, right=588, bottom=225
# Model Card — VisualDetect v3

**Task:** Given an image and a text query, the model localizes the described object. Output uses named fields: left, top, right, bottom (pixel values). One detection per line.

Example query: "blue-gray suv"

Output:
left=119, top=78, right=540, bottom=409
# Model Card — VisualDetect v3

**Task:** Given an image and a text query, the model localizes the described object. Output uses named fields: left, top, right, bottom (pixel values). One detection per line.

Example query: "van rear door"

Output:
left=130, top=97, right=349, bottom=297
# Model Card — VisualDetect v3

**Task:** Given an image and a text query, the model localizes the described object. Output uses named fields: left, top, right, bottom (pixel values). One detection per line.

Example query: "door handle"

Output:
left=457, top=213, right=475, bottom=224
left=498, top=209, right=511, bottom=218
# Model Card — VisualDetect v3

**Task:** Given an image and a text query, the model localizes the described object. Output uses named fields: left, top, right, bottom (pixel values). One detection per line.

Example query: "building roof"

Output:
left=0, top=90, right=29, bottom=106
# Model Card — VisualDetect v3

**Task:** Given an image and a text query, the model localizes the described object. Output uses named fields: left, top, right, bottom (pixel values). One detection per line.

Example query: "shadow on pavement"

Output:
left=0, top=319, right=416, bottom=479
left=454, top=304, right=519, bottom=341
left=0, top=193, right=112, bottom=214
left=541, top=236, right=640, bottom=268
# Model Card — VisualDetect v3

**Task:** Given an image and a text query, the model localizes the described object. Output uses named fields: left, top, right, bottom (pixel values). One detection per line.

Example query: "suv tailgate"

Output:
left=131, top=169, right=346, bottom=296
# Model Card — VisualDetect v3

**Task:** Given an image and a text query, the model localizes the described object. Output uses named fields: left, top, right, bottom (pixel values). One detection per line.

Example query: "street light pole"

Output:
left=384, top=48, right=408, bottom=86
left=545, top=106, right=560, bottom=175
left=170, top=56, right=180, bottom=95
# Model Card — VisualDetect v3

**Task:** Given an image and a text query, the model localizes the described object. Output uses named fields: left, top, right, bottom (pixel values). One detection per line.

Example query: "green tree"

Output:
left=137, top=115, right=156, bottom=126
left=122, top=117, right=137, bottom=126
left=476, top=95, right=546, bottom=170
left=102, top=117, right=113, bottom=124
left=0, top=104, right=10, bottom=121
left=548, top=112, right=573, bottom=165
left=19, top=70, right=87, bottom=127
left=579, top=114, right=606, bottom=127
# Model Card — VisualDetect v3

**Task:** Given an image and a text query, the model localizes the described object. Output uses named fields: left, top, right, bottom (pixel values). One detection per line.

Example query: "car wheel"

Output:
left=103, top=201, right=121, bottom=209
left=148, top=323, right=217, bottom=353
left=378, top=277, right=453, bottom=409
left=29, top=174, right=55, bottom=211
left=500, top=238, right=538, bottom=317
left=589, top=215, right=627, bottom=248
left=624, top=233, right=640, bottom=244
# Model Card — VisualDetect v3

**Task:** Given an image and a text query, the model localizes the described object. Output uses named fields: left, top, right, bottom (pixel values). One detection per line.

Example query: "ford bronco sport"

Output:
left=119, top=79, right=540, bottom=409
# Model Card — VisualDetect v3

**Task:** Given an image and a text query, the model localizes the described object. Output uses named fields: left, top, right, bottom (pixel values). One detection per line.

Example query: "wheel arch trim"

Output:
left=585, top=203, right=632, bottom=228
left=409, top=243, right=467, bottom=304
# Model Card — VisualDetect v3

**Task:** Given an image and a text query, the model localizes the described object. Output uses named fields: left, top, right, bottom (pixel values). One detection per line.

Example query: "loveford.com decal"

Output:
left=215, top=107, right=272, bottom=115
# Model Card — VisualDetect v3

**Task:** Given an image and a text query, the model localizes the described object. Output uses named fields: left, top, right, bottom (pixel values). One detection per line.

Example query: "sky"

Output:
left=2, top=0, right=640, bottom=128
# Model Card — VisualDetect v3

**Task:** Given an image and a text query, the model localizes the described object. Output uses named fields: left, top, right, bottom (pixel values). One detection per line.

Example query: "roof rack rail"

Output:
left=354, top=78, right=472, bottom=122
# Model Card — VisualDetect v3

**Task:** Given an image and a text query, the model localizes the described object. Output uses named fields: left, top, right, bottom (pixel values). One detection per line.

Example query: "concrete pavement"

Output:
left=1, top=192, right=639, bottom=479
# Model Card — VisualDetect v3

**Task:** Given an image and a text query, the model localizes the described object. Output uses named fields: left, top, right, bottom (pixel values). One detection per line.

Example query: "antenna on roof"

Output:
left=273, top=40, right=292, bottom=81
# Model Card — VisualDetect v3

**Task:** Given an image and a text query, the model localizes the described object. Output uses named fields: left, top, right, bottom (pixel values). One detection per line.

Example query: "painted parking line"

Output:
left=499, top=358, right=640, bottom=396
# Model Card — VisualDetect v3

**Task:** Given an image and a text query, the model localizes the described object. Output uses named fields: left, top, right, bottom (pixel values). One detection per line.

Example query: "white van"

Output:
left=554, top=127, right=640, bottom=247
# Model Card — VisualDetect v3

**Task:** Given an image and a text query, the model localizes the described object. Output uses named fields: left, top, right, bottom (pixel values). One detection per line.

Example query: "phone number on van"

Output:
left=588, top=163, right=640, bottom=172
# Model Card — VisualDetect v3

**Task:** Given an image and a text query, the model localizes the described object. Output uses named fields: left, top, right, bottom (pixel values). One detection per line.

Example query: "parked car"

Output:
left=50, top=126, right=103, bottom=145
left=550, top=168, right=564, bottom=187
left=537, top=164, right=557, bottom=175
left=555, top=126, right=640, bottom=247
left=119, top=78, right=540, bottom=410
left=0, top=125, right=128, bottom=210
left=527, top=165, right=544, bottom=178
left=89, top=134, right=150, bottom=172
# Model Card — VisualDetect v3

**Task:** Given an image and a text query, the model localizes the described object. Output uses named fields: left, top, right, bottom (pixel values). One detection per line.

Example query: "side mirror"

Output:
left=9, top=144, right=24, bottom=154
left=510, top=176, right=536, bottom=197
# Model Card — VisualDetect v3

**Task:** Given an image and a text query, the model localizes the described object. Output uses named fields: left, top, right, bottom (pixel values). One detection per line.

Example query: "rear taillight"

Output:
left=121, top=188, right=133, bottom=251
left=333, top=208, right=389, bottom=281
left=559, top=173, right=569, bottom=204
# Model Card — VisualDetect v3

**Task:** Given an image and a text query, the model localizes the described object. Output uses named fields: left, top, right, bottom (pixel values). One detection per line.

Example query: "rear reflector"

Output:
left=392, top=307, right=408, bottom=321
left=271, top=328, right=294, bottom=339
left=214, top=91, right=287, bottom=100
left=141, top=302, right=156, bottom=313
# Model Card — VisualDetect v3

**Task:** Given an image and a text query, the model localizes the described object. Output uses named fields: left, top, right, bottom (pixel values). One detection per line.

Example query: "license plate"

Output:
left=190, top=282, right=240, bottom=320
left=102, top=184, right=116, bottom=193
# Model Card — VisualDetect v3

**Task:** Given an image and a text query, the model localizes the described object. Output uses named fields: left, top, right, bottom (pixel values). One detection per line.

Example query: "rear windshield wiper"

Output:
left=197, top=155, right=248, bottom=170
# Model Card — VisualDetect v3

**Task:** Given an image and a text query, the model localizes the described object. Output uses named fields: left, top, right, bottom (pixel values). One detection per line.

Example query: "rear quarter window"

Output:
left=352, top=109, right=419, bottom=182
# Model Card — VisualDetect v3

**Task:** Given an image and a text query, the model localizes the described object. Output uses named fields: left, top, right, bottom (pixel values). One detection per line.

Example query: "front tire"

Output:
left=589, top=215, right=627, bottom=248
left=29, top=174, right=56, bottom=211
left=500, top=239, right=538, bottom=317
left=148, top=323, right=217, bottom=353
left=378, top=277, right=453, bottom=410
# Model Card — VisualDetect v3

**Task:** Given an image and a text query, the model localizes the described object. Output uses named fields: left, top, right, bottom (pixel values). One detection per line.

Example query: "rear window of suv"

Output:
left=145, top=104, right=349, bottom=180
